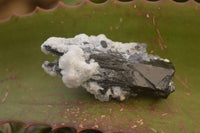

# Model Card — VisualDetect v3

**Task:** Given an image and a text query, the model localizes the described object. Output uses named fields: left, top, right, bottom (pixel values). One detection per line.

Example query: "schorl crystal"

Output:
left=41, top=34, right=175, bottom=102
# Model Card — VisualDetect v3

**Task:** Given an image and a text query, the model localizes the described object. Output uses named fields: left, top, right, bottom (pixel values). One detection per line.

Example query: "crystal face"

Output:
left=41, top=34, right=175, bottom=102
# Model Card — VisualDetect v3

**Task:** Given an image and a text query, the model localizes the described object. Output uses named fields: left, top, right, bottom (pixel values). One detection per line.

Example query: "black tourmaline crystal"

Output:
left=89, top=52, right=175, bottom=99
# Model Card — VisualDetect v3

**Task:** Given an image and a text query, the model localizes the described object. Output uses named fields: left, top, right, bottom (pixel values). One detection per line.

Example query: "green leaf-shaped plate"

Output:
left=0, top=0, right=200, bottom=132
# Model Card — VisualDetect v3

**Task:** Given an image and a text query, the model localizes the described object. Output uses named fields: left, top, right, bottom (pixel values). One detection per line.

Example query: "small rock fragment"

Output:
left=79, top=123, right=84, bottom=128
left=101, top=115, right=106, bottom=119
left=93, top=125, right=99, bottom=128
left=131, top=125, right=137, bottom=129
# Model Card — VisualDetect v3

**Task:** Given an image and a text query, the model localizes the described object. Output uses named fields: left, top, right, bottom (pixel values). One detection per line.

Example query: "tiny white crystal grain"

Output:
left=163, top=58, right=170, bottom=62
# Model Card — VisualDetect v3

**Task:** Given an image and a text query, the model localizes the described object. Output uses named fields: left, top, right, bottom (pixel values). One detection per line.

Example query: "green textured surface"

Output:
left=60, top=0, right=84, bottom=5
left=0, top=0, right=200, bottom=132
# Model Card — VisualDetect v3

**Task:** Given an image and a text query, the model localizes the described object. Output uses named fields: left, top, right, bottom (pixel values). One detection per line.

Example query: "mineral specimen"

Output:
left=41, top=34, right=175, bottom=102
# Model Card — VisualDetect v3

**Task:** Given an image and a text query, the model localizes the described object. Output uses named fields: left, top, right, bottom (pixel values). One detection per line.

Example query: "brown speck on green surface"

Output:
left=161, top=113, right=168, bottom=116
left=133, top=4, right=137, bottom=9
left=150, top=50, right=154, bottom=53
left=79, top=123, right=83, bottom=128
left=150, top=127, right=157, bottom=133
left=109, top=26, right=113, bottom=31
left=131, top=124, right=137, bottom=129
left=184, top=92, right=191, bottom=96
left=47, top=105, right=53, bottom=108
left=1, top=86, right=9, bottom=104
left=100, top=115, right=105, bottom=119
left=146, top=13, right=150, bottom=18
left=179, top=120, right=185, bottom=132
left=93, top=124, right=99, bottom=129
left=152, top=15, right=166, bottom=51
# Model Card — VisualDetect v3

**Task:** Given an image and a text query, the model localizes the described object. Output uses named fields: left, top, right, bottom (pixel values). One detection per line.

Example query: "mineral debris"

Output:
left=41, top=34, right=175, bottom=102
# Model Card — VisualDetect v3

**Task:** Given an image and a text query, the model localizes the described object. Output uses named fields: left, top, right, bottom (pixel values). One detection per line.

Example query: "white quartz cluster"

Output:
left=41, top=34, right=170, bottom=101
left=59, top=45, right=99, bottom=88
